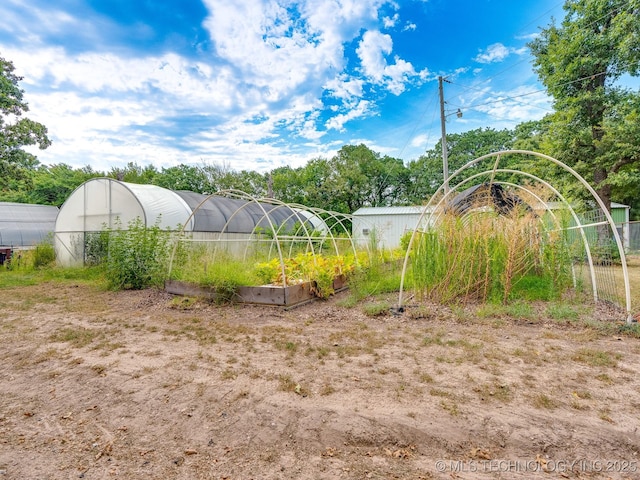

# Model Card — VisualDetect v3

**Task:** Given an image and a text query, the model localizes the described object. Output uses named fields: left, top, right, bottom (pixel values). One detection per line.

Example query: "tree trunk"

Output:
left=593, top=165, right=611, bottom=213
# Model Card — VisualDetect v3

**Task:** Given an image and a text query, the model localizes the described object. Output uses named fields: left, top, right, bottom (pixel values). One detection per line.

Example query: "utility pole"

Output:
left=267, top=173, right=274, bottom=198
left=438, top=75, right=449, bottom=195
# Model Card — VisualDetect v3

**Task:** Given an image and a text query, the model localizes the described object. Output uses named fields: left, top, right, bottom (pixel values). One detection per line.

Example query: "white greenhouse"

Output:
left=54, top=178, right=329, bottom=267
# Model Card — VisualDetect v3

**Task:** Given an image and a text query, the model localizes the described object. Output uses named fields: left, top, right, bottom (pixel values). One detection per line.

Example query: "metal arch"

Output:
left=166, top=189, right=287, bottom=289
left=285, top=204, right=358, bottom=259
left=398, top=150, right=631, bottom=322
left=487, top=151, right=630, bottom=321
left=165, top=189, right=359, bottom=290
left=425, top=168, right=598, bottom=300
left=285, top=206, right=335, bottom=257
left=213, top=190, right=290, bottom=288
left=488, top=169, right=598, bottom=299
left=468, top=179, right=580, bottom=290
left=494, top=180, right=578, bottom=288
left=399, top=168, right=598, bottom=309
left=250, top=199, right=318, bottom=261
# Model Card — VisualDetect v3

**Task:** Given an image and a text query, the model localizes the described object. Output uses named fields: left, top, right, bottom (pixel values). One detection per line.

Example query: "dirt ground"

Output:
left=1, top=281, right=640, bottom=480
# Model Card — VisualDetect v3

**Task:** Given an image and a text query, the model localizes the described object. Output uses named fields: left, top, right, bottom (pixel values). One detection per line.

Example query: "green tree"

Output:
left=229, top=170, right=268, bottom=197
left=270, top=165, right=308, bottom=204
left=200, top=161, right=267, bottom=196
left=406, top=128, right=514, bottom=202
left=0, top=55, right=51, bottom=197
left=528, top=0, right=640, bottom=211
left=154, top=164, right=210, bottom=192
left=330, top=144, right=408, bottom=212
left=28, top=164, right=101, bottom=206
left=296, top=157, right=339, bottom=210
left=108, top=162, right=158, bottom=184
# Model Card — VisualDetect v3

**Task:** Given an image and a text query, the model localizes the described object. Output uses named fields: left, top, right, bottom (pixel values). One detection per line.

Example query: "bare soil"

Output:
left=1, top=282, right=640, bottom=479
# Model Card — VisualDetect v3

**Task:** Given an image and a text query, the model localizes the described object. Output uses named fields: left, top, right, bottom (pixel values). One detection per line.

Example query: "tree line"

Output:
left=1, top=0, right=639, bottom=218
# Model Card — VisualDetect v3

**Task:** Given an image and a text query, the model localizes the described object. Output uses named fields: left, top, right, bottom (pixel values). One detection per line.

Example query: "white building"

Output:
left=351, top=206, right=433, bottom=250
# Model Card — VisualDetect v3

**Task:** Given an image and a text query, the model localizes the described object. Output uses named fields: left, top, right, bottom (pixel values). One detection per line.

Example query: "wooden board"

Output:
left=165, top=279, right=318, bottom=306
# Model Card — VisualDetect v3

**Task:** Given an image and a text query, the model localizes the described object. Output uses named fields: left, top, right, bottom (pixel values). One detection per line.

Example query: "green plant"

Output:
left=546, top=303, right=580, bottom=320
left=33, top=239, right=56, bottom=268
left=50, top=326, right=98, bottom=348
left=572, top=348, right=619, bottom=367
left=103, top=217, right=171, bottom=290
left=362, top=300, right=390, bottom=317
left=84, top=228, right=110, bottom=265
left=503, top=300, right=534, bottom=320
left=409, top=207, right=573, bottom=305
left=532, top=393, right=557, bottom=409
left=255, top=252, right=358, bottom=299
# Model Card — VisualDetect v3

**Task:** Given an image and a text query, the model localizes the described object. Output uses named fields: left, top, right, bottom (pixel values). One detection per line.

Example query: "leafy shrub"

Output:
left=84, top=228, right=110, bottom=265
left=103, top=217, right=171, bottom=290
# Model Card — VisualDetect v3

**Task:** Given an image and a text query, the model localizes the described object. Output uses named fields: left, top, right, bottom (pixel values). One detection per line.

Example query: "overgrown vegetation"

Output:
left=254, top=251, right=359, bottom=298
left=165, top=225, right=404, bottom=300
left=33, top=239, right=56, bottom=268
left=99, top=218, right=172, bottom=290
left=409, top=207, right=574, bottom=305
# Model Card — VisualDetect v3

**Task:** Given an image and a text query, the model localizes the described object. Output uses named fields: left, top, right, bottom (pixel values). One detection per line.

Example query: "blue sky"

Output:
left=1, top=0, right=565, bottom=173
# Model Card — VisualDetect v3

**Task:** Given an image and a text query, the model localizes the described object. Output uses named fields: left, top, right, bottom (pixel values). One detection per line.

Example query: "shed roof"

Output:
left=352, top=206, right=430, bottom=216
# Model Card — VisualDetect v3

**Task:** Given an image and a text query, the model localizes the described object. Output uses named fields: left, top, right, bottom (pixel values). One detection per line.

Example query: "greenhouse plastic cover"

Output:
left=55, top=178, right=330, bottom=266
left=176, top=191, right=306, bottom=233
left=0, top=202, right=59, bottom=246
left=56, top=179, right=320, bottom=235
left=55, top=178, right=194, bottom=232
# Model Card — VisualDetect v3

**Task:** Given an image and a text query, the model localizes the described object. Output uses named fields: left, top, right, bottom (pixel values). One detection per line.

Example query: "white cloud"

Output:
left=324, top=75, right=364, bottom=102
left=325, top=99, right=372, bottom=131
left=474, top=43, right=510, bottom=63
left=356, top=30, right=428, bottom=95
left=471, top=86, right=551, bottom=122
left=0, top=0, right=76, bottom=39
left=410, top=133, right=428, bottom=148
left=383, top=13, right=399, bottom=28
left=357, top=30, right=393, bottom=82
left=474, top=42, right=527, bottom=64
left=10, top=0, right=435, bottom=172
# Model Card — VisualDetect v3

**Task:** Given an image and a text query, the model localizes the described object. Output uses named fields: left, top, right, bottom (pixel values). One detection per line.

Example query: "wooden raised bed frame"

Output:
left=165, top=275, right=347, bottom=306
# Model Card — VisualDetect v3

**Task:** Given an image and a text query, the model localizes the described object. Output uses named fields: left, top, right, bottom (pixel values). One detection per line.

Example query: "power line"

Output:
left=449, top=71, right=607, bottom=113
left=405, top=1, right=634, bottom=163
left=472, top=0, right=631, bottom=91
left=397, top=87, right=439, bottom=159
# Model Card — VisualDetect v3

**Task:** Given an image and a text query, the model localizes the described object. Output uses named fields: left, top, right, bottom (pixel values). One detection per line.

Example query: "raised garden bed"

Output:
left=165, top=275, right=347, bottom=306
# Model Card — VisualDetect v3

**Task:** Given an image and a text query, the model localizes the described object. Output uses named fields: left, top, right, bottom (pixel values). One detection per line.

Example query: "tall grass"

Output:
left=410, top=208, right=573, bottom=305
left=170, top=243, right=263, bottom=288
left=0, top=237, right=102, bottom=288
left=339, top=228, right=405, bottom=302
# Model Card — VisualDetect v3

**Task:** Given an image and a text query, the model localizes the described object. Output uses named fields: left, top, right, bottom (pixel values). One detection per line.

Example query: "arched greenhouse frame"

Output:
left=166, top=189, right=359, bottom=305
left=398, top=150, right=633, bottom=323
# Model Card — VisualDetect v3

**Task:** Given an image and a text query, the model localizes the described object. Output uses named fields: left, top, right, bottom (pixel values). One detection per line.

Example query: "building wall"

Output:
left=352, top=206, right=436, bottom=250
